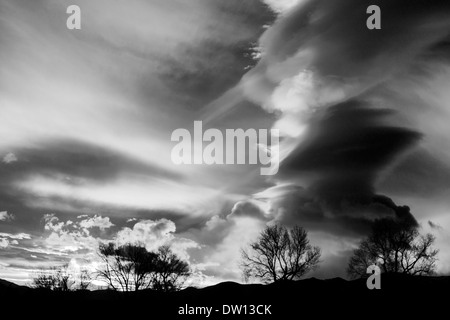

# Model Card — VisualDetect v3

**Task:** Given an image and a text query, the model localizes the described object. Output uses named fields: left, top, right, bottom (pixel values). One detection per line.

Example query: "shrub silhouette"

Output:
left=32, top=266, right=71, bottom=291
left=32, top=264, right=91, bottom=291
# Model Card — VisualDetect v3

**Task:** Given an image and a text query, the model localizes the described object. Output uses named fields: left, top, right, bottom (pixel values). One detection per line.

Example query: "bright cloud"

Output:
left=0, top=238, right=9, bottom=248
left=2, top=152, right=17, bottom=164
left=79, top=215, right=114, bottom=231
left=262, top=0, right=305, bottom=14
left=41, top=214, right=107, bottom=254
left=0, top=211, right=14, bottom=221
left=115, top=219, right=199, bottom=260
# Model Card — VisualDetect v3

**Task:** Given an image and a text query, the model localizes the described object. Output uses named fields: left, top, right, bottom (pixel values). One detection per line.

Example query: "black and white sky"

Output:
left=1, top=0, right=450, bottom=285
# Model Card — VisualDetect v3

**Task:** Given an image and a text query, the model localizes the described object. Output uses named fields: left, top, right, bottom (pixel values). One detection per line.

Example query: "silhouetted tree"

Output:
left=151, top=246, right=190, bottom=292
left=97, top=243, right=158, bottom=291
left=347, top=219, right=439, bottom=278
left=241, top=224, right=321, bottom=283
left=97, top=243, right=189, bottom=292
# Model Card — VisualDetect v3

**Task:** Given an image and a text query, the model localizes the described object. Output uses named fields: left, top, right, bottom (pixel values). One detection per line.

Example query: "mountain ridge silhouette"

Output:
left=1, top=274, right=447, bottom=318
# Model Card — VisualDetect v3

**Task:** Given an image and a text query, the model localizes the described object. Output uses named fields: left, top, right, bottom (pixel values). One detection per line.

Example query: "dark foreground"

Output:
left=1, top=274, right=448, bottom=319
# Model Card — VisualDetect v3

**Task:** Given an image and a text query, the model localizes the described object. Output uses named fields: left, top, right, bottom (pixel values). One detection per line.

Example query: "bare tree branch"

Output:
left=241, top=224, right=321, bottom=283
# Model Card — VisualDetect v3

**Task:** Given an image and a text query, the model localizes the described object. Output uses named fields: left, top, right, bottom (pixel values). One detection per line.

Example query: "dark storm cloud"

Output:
left=280, top=101, right=421, bottom=192
left=260, top=184, right=417, bottom=238
left=276, top=100, right=422, bottom=227
left=248, top=100, right=422, bottom=239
